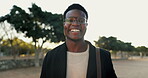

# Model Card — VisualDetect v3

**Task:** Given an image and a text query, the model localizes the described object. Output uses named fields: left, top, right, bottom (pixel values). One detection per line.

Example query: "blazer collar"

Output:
left=57, top=41, right=96, bottom=78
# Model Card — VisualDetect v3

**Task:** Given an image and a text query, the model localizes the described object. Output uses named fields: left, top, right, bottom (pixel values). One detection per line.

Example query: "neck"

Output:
left=66, top=39, right=88, bottom=53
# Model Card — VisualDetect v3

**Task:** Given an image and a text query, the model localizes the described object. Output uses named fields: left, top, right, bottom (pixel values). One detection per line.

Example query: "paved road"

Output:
left=113, top=59, right=148, bottom=78
left=0, top=67, right=41, bottom=78
left=0, top=59, right=148, bottom=78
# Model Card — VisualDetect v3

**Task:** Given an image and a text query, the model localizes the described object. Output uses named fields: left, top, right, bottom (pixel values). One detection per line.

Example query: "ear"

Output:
left=63, top=22, right=65, bottom=25
left=85, top=23, right=88, bottom=26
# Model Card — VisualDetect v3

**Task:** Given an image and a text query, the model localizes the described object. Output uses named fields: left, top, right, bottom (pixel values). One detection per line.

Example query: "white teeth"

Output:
left=71, top=29, right=80, bottom=32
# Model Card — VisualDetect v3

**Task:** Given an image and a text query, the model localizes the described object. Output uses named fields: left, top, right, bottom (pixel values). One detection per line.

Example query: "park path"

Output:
left=113, top=59, right=148, bottom=78
left=0, top=67, right=41, bottom=78
left=0, top=59, right=148, bottom=78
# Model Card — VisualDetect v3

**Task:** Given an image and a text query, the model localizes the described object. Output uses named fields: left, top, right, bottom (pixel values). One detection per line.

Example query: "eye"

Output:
left=78, top=18, right=85, bottom=23
left=79, top=20, right=84, bottom=23
left=65, top=18, right=74, bottom=22
left=69, top=19, right=74, bottom=22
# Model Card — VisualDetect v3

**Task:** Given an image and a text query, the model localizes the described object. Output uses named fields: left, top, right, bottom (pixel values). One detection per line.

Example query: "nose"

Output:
left=71, top=20, right=80, bottom=25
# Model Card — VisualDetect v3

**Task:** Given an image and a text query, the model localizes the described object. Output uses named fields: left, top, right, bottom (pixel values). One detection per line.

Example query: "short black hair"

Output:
left=63, top=3, right=88, bottom=19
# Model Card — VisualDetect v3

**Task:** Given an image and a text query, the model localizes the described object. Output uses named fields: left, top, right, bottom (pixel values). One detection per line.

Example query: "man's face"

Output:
left=64, top=9, right=88, bottom=41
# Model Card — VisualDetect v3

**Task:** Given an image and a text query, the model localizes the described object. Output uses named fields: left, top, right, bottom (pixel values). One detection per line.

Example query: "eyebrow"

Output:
left=66, top=17, right=86, bottom=19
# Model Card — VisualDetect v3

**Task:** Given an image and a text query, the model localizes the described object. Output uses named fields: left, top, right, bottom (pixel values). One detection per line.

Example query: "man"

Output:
left=40, top=3, right=117, bottom=78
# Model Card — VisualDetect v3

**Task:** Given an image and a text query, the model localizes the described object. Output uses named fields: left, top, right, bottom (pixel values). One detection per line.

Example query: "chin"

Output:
left=66, top=37, right=83, bottom=41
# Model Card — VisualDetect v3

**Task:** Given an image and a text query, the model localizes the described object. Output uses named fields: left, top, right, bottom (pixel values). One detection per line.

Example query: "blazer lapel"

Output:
left=86, top=42, right=97, bottom=78
left=54, top=43, right=67, bottom=78
left=54, top=42, right=97, bottom=78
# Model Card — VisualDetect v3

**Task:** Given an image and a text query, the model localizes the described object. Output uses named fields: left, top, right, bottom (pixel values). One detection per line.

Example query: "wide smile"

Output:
left=70, top=29, right=80, bottom=32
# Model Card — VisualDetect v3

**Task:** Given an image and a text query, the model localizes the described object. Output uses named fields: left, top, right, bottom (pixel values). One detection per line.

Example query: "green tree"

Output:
left=95, top=36, right=135, bottom=59
left=95, top=36, right=134, bottom=52
left=95, top=36, right=119, bottom=51
left=136, top=46, right=148, bottom=58
left=2, top=37, right=34, bottom=56
left=2, top=4, right=65, bottom=66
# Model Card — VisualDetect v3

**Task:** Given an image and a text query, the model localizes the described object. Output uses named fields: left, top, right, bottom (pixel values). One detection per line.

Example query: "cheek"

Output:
left=82, top=25, right=87, bottom=31
left=63, top=24, right=69, bottom=35
left=64, top=23, right=69, bottom=29
left=64, top=25, right=68, bottom=31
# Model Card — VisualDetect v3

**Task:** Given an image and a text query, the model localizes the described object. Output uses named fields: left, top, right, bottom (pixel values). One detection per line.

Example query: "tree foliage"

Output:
left=94, top=36, right=135, bottom=52
left=1, top=37, right=34, bottom=55
left=7, top=4, right=64, bottom=45
left=136, top=46, right=148, bottom=52
left=0, top=3, right=65, bottom=66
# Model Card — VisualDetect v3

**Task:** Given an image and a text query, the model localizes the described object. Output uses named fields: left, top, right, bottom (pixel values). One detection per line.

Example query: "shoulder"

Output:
left=99, top=48, right=112, bottom=61
left=100, top=48, right=111, bottom=56
left=46, top=42, right=67, bottom=56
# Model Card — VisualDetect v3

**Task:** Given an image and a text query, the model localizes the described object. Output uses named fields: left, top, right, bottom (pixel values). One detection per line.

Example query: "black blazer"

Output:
left=40, top=42, right=117, bottom=78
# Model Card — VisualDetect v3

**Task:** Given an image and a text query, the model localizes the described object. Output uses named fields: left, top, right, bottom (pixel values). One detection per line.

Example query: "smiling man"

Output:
left=40, top=3, right=117, bottom=78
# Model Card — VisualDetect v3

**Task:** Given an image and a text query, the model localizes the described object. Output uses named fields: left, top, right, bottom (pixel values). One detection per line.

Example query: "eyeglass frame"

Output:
left=64, top=17, right=87, bottom=25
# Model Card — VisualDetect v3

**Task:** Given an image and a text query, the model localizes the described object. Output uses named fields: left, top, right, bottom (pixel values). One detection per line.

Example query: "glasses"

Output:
left=64, top=17, right=87, bottom=25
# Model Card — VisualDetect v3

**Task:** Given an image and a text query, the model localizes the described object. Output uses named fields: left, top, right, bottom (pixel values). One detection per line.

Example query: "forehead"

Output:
left=65, top=9, right=86, bottom=18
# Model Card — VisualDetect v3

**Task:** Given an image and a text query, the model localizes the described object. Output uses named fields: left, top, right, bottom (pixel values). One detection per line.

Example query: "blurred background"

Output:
left=0, top=0, right=148, bottom=78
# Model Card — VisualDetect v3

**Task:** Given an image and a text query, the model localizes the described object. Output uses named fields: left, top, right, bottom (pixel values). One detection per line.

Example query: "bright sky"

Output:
left=0, top=0, right=148, bottom=48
